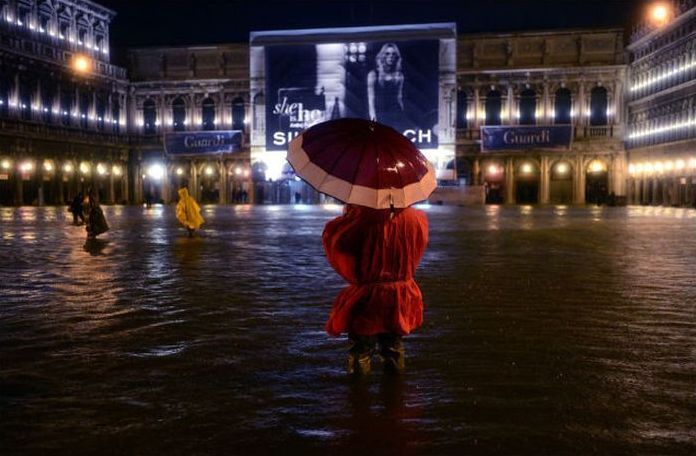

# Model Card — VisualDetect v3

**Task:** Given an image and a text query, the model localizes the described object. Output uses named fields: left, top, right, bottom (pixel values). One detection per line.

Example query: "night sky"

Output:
left=100, top=0, right=652, bottom=65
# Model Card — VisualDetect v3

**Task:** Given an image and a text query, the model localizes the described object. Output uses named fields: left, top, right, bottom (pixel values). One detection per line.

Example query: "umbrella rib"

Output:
left=383, top=141, right=405, bottom=204
left=345, top=137, right=369, bottom=205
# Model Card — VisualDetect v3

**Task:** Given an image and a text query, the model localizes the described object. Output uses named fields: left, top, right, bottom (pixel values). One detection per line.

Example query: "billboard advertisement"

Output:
left=164, top=131, right=242, bottom=156
left=264, top=39, right=440, bottom=150
left=480, top=125, right=573, bottom=152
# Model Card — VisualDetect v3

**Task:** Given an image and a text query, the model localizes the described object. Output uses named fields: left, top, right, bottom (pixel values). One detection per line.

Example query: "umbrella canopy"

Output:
left=287, top=118, right=437, bottom=209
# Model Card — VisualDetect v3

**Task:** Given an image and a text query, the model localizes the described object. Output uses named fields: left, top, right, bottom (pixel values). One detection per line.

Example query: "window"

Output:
left=19, top=76, right=32, bottom=121
left=60, top=86, right=73, bottom=126
left=172, top=97, right=186, bottom=131
left=41, top=84, right=53, bottom=123
left=232, top=97, right=245, bottom=130
left=143, top=99, right=157, bottom=134
left=456, top=90, right=467, bottom=129
left=79, top=92, right=89, bottom=128
left=554, top=88, right=572, bottom=124
left=590, top=87, right=608, bottom=126
left=485, top=89, right=502, bottom=125
left=202, top=97, right=215, bottom=130
left=111, top=99, right=120, bottom=133
left=519, top=88, right=536, bottom=125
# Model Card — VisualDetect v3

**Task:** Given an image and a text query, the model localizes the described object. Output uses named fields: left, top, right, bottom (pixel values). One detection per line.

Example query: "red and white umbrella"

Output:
left=287, top=118, right=437, bottom=209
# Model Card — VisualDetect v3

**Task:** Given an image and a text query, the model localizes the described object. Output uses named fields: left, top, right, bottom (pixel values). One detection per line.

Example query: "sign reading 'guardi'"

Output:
left=480, top=125, right=572, bottom=152
left=164, top=131, right=242, bottom=156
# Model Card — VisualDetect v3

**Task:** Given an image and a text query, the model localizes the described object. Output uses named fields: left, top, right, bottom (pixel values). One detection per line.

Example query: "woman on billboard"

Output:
left=367, top=43, right=406, bottom=130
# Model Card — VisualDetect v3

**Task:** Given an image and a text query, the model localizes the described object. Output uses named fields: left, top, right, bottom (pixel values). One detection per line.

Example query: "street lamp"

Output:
left=1, top=159, right=11, bottom=170
left=649, top=2, right=671, bottom=26
left=72, top=54, right=92, bottom=74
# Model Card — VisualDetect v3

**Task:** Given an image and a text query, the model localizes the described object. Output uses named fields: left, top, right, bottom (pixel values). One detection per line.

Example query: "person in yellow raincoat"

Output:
left=176, top=187, right=204, bottom=237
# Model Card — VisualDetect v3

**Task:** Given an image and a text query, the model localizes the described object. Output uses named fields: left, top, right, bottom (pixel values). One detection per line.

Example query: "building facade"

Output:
left=456, top=29, right=627, bottom=205
left=5, top=0, right=694, bottom=207
left=0, top=0, right=131, bottom=206
left=626, top=0, right=696, bottom=207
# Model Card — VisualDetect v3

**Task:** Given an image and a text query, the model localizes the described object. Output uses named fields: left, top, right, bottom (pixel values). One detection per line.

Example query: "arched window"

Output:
left=232, top=97, right=245, bottom=130
left=519, top=89, right=536, bottom=125
left=96, top=93, right=105, bottom=130
left=19, top=76, right=32, bottom=121
left=143, top=99, right=157, bottom=134
left=111, top=98, right=120, bottom=133
left=0, top=72, right=11, bottom=116
left=41, top=83, right=54, bottom=123
left=79, top=92, right=89, bottom=128
left=590, top=86, right=608, bottom=126
left=456, top=90, right=467, bottom=129
left=485, top=89, right=501, bottom=125
left=60, top=85, right=73, bottom=126
left=554, top=88, right=572, bottom=124
left=202, top=97, right=215, bottom=130
left=172, top=97, right=186, bottom=131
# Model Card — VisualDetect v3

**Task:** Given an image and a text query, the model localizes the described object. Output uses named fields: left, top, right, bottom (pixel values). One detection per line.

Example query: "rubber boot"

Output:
left=347, top=334, right=375, bottom=376
left=378, top=334, right=405, bottom=373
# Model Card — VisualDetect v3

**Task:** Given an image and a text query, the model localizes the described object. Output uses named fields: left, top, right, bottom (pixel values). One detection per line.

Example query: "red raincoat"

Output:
left=322, top=205, right=429, bottom=337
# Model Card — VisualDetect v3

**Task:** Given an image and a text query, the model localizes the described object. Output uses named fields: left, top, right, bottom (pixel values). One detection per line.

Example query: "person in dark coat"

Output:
left=84, top=190, right=109, bottom=239
left=69, top=193, right=85, bottom=225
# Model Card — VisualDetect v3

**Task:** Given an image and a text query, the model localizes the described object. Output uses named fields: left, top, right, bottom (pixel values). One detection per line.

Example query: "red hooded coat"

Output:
left=322, top=205, right=429, bottom=336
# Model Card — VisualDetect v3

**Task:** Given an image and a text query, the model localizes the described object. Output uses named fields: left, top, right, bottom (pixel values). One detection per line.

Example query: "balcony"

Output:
left=0, top=116, right=131, bottom=146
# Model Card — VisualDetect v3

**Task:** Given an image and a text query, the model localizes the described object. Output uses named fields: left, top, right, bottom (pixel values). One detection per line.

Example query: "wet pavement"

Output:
left=1, top=204, right=696, bottom=455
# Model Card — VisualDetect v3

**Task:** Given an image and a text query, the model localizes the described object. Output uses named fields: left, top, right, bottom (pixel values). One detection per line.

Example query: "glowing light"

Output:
left=689, top=158, right=696, bottom=169
left=63, top=163, right=73, bottom=173
left=675, top=159, right=686, bottom=170
left=654, top=161, right=664, bottom=173
left=235, top=167, right=242, bottom=175
left=43, top=161, right=53, bottom=172
left=112, top=165, right=122, bottom=176
left=243, top=170, right=249, bottom=177
left=79, top=162, right=91, bottom=174
left=589, top=160, right=606, bottom=173
left=1, top=159, right=11, bottom=170
left=628, top=164, right=636, bottom=175
left=664, top=161, right=674, bottom=171
left=19, top=161, right=34, bottom=173
left=204, top=166, right=214, bottom=176
left=147, top=164, right=164, bottom=180
left=176, top=167, right=184, bottom=176
left=555, top=163, right=569, bottom=175
left=650, top=3, right=670, bottom=24
left=520, top=163, right=533, bottom=174
left=72, top=54, right=92, bottom=74
left=486, top=164, right=501, bottom=175
left=96, top=163, right=107, bottom=176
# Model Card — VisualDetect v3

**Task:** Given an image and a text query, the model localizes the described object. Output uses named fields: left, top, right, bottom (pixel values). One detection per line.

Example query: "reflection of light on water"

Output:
left=19, top=208, right=37, bottom=222
left=21, top=232, right=36, bottom=241
left=3, top=232, right=14, bottom=240
left=520, top=205, right=533, bottom=215
left=292, top=204, right=312, bottom=211
left=554, top=205, right=568, bottom=216
left=321, top=204, right=343, bottom=212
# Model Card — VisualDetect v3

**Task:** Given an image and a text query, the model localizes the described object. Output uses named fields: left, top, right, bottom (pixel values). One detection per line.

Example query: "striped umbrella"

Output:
left=287, top=118, right=436, bottom=209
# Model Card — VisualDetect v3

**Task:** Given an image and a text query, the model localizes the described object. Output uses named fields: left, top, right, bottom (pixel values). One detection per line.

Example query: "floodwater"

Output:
left=1, top=204, right=695, bottom=455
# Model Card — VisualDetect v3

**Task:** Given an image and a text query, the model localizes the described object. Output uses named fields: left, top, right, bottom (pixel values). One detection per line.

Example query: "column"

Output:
left=123, top=168, right=130, bottom=204
left=161, top=167, right=170, bottom=204
left=473, top=86, right=480, bottom=129
left=134, top=164, right=143, bottom=204
left=539, top=155, right=550, bottom=204
left=189, top=160, right=198, bottom=200
left=473, top=158, right=481, bottom=186
left=574, top=155, right=585, bottom=204
left=507, top=85, right=514, bottom=124
left=108, top=171, right=115, bottom=204
left=219, top=160, right=228, bottom=204
left=577, top=82, right=586, bottom=134
left=505, top=157, right=515, bottom=204
left=542, top=82, right=550, bottom=123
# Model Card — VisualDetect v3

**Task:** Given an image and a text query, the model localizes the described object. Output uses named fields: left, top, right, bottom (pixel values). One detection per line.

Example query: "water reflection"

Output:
left=1, top=205, right=695, bottom=454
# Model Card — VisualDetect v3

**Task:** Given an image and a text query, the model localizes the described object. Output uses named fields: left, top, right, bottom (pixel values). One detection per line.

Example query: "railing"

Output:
left=0, top=117, right=131, bottom=145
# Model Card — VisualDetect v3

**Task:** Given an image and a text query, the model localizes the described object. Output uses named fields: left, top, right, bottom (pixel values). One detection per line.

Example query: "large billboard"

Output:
left=256, top=26, right=448, bottom=151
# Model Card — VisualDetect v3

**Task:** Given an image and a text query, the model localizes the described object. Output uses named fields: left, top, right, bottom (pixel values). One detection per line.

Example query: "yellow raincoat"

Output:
left=176, top=188, right=204, bottom=230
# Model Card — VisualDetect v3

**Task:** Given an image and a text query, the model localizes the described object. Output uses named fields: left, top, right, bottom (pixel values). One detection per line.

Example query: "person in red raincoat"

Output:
left=322, top=203, right=429, bottom=375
